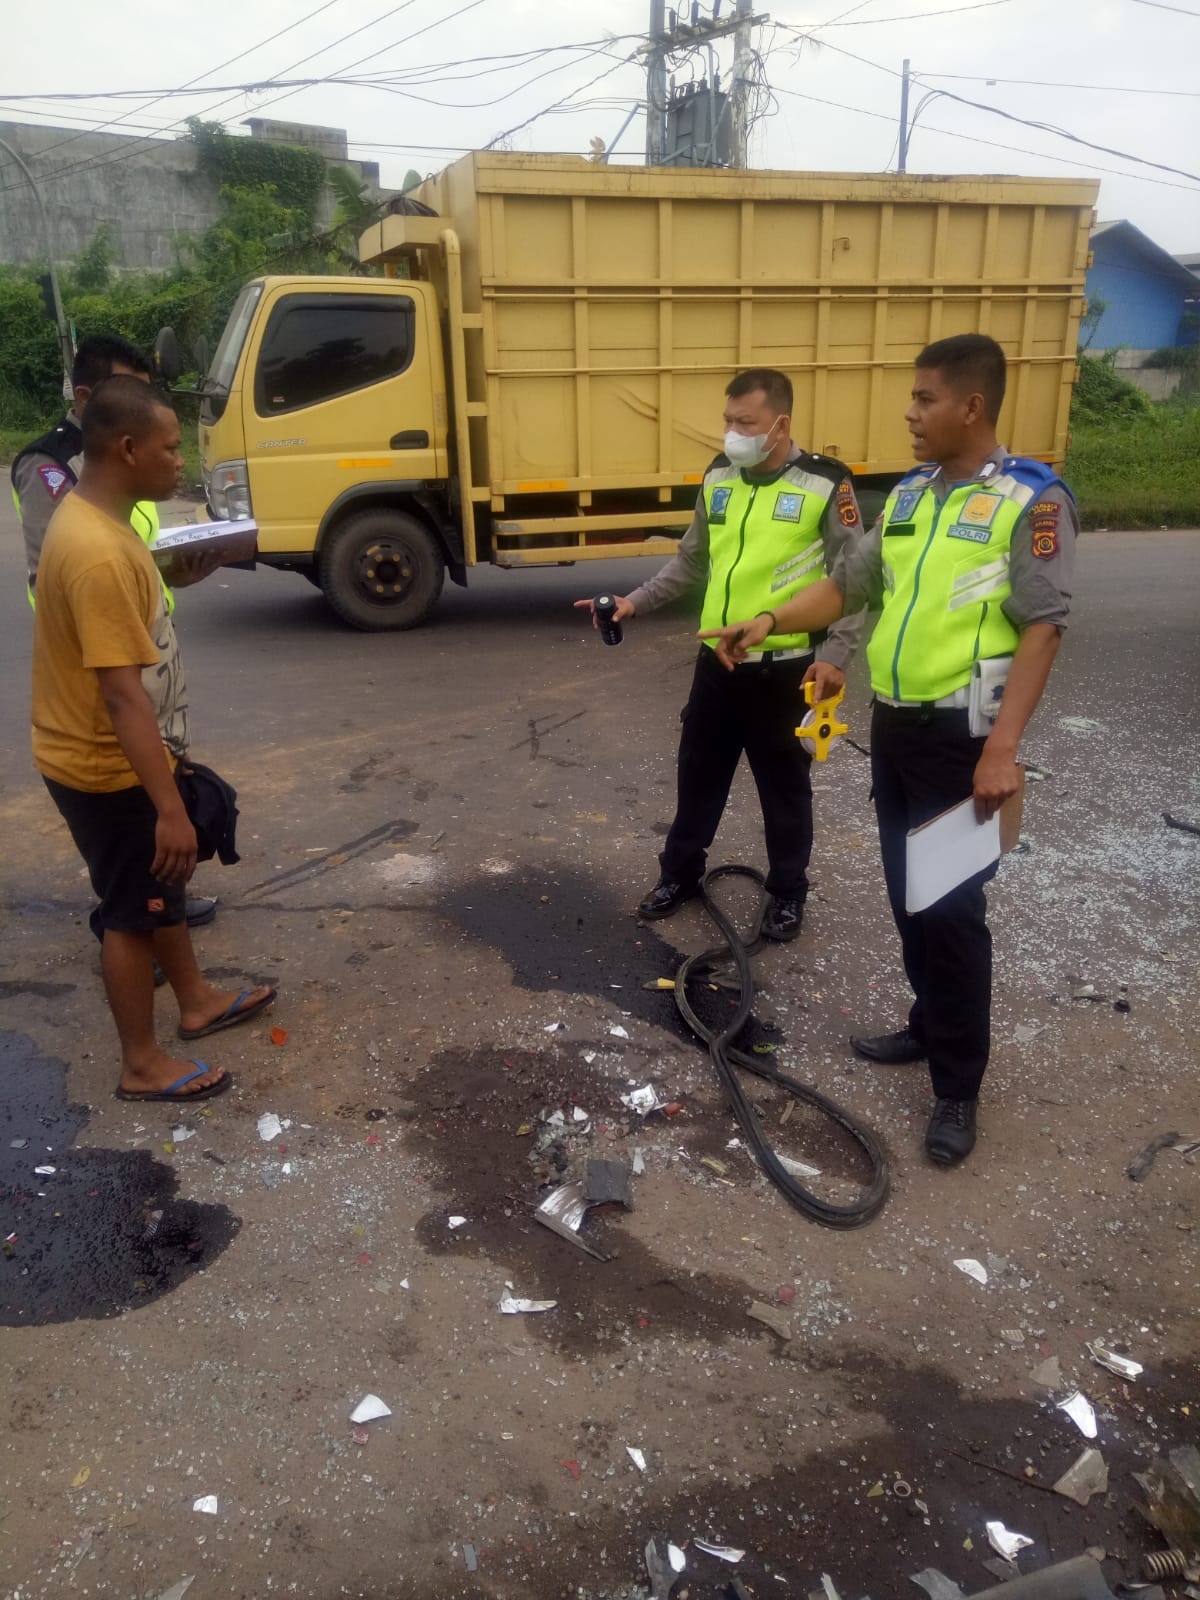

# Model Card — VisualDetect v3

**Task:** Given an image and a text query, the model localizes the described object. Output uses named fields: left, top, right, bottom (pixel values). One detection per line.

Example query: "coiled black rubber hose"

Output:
left=672, top=864, right=890, bottom=1229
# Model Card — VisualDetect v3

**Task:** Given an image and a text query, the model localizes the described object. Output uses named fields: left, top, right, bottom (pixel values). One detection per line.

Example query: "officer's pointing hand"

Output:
left=573, top=594, right=635, bottom=629
left=697, top=613, right=772, bottom=671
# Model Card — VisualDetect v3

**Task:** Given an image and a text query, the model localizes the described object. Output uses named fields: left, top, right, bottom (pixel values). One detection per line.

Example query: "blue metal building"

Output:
left=1085, top=220, right=1198, bottom=351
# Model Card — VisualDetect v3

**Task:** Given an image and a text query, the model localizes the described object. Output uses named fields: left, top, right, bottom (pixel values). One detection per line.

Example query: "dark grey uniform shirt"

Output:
left=627, top=444, right=868, bottom=669
left=12, top=412, right=83, bottom=585
left=836, top=447, right=1076, bottom=632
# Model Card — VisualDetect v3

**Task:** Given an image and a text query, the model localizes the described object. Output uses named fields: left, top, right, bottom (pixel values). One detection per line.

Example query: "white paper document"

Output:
left=906, top=797, right=1000, bottom=914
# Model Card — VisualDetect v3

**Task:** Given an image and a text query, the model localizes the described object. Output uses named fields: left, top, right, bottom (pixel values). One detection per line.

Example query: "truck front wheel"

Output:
left=318, top=509, right=446, bottom=631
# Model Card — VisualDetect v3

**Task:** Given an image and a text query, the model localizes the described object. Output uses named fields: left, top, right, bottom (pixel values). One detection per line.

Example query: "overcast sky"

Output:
left=5, top=0, right=1199, bottom=251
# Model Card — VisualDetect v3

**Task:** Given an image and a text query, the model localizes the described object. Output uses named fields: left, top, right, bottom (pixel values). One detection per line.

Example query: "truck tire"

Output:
left=317, top=509, right=445, bottom=631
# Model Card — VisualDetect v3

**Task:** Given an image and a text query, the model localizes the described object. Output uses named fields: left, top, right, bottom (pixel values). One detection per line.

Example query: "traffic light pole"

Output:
left=0, top=135, right=74, bottom=386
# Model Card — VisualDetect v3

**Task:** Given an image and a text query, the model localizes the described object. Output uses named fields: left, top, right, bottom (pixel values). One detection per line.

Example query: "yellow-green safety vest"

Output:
left=698, top=455, right=842, bottom=653
left=18, top=492, right=173, bottom=614
left=867, top=458, right=1059, bottom=703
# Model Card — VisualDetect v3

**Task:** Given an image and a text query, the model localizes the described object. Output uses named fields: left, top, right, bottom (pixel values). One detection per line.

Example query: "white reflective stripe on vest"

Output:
left=947, top=553, right=1010, bottom=612
left=770, top=543, right=825, bottom=592
left=986, top=473, right=1038, bottom=510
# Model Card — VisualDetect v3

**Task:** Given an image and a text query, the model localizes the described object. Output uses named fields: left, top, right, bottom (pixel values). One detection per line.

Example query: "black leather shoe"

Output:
left=637, top=877, right=699, bottom=920
left=186, top=896, right=219, bottom=928
left=850, top=1026, right=927, bottom=1065
left=925, top=1096, right=978, bottom=1165
left=762, top=895, right=804, bottom=942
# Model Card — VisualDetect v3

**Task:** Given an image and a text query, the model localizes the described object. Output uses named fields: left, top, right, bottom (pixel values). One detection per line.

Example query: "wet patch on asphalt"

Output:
left=0, top=1030, right=240, bottom=1326
left=438, top=864, right=782, bottom=1048
left=405, top=1046, right=755, bottom=1355
left=329, top=1351, right=1190, bottom=1600
left=0, top=979, right=76, bottom=1000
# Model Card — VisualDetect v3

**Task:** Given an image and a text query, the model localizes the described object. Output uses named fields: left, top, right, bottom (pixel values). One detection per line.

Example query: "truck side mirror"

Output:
left=154, top=326, right=181, bottom=384
left=193, top=334, right=210, bottom=381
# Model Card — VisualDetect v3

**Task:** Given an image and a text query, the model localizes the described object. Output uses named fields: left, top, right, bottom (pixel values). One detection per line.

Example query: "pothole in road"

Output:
left=0, top=1030, right=240, bottom=1326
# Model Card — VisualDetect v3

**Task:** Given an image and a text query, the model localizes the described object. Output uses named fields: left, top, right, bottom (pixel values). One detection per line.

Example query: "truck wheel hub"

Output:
left=358, top=540, right=414, bottom=599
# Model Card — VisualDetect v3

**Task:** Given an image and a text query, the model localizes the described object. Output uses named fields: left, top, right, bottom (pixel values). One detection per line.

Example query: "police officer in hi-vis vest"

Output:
left=577, top=368, right=866, bottom=943
left=11, top=335, right=166, bottom=609
left=703, top=335, right=1077, bottom=1165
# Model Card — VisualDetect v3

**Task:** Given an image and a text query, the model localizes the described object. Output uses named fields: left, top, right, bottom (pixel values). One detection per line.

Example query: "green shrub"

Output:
left=1071, top=353, right=1152, bottom=425
left=1067, top=403, right=1200, bottom=528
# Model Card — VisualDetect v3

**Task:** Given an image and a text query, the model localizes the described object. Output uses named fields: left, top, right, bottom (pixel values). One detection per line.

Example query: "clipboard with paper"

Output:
left=905, top=768, right=1026, bottom=914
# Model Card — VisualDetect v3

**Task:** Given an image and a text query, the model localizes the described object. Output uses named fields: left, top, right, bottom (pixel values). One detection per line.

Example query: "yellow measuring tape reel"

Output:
left=795, top=681, right=849, bottom=761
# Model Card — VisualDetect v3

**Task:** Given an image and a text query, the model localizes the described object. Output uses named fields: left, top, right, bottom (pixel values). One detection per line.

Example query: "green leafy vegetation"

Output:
left=186, top=118, right=326, bottom=219
left=1067, top=399, right=1200, bottom=530
left=0, top=127, right=386, bottom=471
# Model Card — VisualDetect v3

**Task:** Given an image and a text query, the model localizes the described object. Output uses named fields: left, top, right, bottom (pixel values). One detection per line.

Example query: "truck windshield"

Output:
left=201, top=282, right=263, bottom=420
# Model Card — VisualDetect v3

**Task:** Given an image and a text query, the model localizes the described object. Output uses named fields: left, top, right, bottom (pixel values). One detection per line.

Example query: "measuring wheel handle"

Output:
left=796, top=681, right=848, bottom=762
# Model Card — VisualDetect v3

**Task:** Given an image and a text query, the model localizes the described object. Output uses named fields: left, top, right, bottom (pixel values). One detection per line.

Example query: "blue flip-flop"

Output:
left=115, top=1062, right=234, bottom=1102
left=178, top=985, right=277, bottom=1041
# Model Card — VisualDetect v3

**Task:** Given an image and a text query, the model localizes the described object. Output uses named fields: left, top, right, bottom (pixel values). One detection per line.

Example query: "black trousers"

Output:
left=660, top=646, right=814, bottom=899
left=44, top=777, right=187, bottom=940
left=870, top=701, right=996, bottom=1101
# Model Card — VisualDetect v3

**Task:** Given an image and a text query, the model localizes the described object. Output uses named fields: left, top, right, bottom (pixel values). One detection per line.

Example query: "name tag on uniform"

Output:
left=946, top=523, right=993, bottom=544
left=884, top=523, right=916, bottom=538
left=891, top=489, right=922, bottom=522
left=958, top=492, right=1001, bottom=528
left=709, top=486, right=732, bottom=524
left=772, top=492, right=804, bottom=523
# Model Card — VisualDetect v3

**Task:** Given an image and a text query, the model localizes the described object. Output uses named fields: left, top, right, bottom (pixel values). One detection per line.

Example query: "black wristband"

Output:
left=755, top=610, right=777, bottom=634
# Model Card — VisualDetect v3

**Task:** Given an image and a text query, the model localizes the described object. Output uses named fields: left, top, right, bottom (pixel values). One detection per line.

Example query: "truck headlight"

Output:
left=209, top=459, right=252, bottom=521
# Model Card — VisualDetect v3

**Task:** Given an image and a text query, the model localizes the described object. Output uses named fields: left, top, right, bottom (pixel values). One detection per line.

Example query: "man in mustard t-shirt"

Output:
left=33, top=376, right=275, bottom=1102
left=12, top=332, right=221, bottom=935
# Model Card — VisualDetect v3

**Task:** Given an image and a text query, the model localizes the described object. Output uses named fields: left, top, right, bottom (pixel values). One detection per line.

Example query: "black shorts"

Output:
left=45, top=777, right=187, bottom=936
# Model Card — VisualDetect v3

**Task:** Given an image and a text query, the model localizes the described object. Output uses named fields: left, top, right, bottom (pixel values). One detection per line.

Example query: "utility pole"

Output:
left=730, top=0, right=755, bottom=167
left=0, top=135, right=73, bottom=387
left=646, top=0, right=668, bottom=166
left=897, top=57, right=911, bottom=173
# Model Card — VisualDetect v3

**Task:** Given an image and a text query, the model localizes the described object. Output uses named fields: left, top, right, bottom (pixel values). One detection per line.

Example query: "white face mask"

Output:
left=723, top=419, right=780, bottom=469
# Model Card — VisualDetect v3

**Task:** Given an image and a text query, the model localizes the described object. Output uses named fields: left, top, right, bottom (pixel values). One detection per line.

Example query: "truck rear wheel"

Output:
left=318, top=509, right=445, bottom=631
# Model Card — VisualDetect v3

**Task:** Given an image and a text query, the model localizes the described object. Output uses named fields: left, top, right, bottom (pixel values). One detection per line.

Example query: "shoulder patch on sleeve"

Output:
left=834, top=478, right=860, bottom=528
left=37, top=463, right=72, bottom=501
left=1028, top=497, right=1061, bottom=560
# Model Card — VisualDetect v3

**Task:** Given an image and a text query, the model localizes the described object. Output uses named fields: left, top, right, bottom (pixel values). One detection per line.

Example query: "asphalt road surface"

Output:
left=1, top=499, right=1198, bottom=1600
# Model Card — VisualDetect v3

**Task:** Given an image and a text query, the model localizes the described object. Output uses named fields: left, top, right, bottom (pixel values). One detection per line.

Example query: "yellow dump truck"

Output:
left=193, top=152, right=1097, bottom=629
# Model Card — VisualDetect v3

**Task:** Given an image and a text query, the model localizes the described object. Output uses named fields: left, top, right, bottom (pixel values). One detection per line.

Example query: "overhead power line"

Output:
left=817, top=0, right=1015, bottom=22
left=770, top=82, right=1200, bottom=192
left=0, top=0, right=427, bottom=197
left=484, top=47, right=641, bottom=149
left=917, top=71, right=1200, bottom=97
left=772, top=20, right=1200, bottom=185
left=1131, top=0, right=1200, bottom=14
left=24, top=0, right=349, bottom=165
left=238, top=0, right=494, bottom=121
left=0, top=0, right=496, bottom=198
left=0, top=37, right=652, bottom=103
left=913, top=83, right=1200, bottom=184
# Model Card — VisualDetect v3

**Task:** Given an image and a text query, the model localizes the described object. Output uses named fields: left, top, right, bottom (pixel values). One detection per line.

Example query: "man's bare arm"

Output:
left=972, top=623, right=1060, bottom=821
left=96, top=665, right=197, bottom=883
left=698, top=578, right=847, bottom=669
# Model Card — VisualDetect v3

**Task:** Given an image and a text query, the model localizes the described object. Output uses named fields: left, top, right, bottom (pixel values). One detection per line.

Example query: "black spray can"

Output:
left=593, top=593, right=623, bottom=646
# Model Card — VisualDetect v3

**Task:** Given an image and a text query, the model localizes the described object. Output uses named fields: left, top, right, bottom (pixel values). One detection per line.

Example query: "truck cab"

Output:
left=199, top=274, right=461, bottom=629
